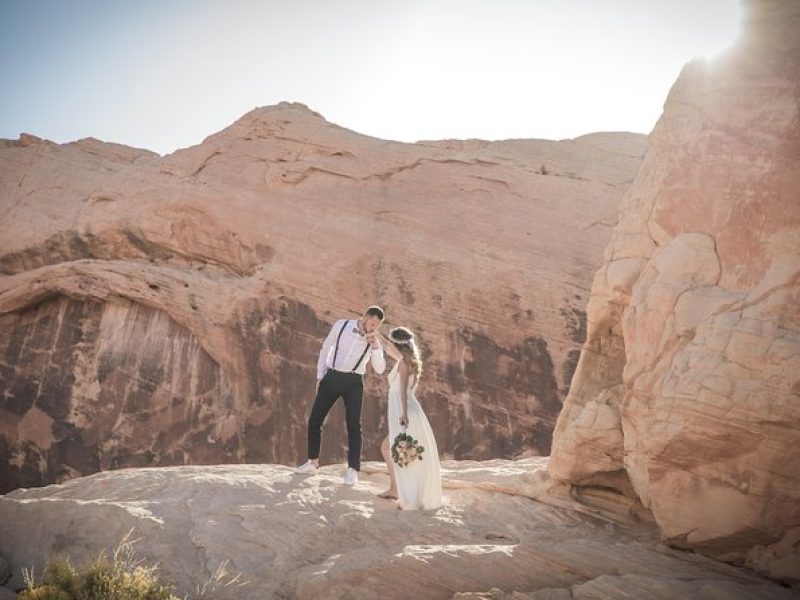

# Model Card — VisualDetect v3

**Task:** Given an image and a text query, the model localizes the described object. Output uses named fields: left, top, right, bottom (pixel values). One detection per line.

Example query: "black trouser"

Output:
left=307, top=370, right=364, bottom=471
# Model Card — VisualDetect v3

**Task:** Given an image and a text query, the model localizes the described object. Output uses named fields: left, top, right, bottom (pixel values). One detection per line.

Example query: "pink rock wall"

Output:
left=549, top=0, right=800, bottom=583
left=0, top=107, right=645, bottom=493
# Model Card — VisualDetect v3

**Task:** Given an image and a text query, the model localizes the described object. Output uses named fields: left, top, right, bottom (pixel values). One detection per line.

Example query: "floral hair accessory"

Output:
left=389, top=327, right=415, bottom=346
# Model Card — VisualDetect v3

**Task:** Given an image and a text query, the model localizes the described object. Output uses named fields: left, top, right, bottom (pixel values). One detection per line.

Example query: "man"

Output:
left=295, top=305, right=386, bottom=485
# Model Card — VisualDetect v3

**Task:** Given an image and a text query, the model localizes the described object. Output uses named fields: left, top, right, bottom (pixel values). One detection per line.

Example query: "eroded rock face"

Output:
left=0, top=461, right=794, bottom=599
left=0, top=107, right=646, bottom=493
left=549, top=0, right=800, bottom=584
left=0, top=295, right=236, bottom=487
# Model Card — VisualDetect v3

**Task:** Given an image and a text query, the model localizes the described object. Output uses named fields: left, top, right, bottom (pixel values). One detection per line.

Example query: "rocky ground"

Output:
left=1, top=459, right=796, bottom=599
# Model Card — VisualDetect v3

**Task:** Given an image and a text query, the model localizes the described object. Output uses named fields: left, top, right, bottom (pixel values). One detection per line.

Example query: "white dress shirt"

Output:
left=317, top=318, right=386, bottom=380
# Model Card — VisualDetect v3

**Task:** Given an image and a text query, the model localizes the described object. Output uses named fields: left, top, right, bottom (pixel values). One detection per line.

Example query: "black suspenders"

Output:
left=332, top=320, right=349, bottom=369
left=332, top=319, right=371, bottom=373
left=352, top=340, right=371, bottom=372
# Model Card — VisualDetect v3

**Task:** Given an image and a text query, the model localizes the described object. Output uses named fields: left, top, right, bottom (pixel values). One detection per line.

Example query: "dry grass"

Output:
left=19, top=528, right=248, bottom=599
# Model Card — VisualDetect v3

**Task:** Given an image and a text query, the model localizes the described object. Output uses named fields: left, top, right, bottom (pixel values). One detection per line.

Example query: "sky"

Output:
left=0, top=0, right=742, bottom=156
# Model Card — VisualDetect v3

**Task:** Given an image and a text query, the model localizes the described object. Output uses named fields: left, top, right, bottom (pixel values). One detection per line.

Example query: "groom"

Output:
left=295, top=305, right=386, bottom=485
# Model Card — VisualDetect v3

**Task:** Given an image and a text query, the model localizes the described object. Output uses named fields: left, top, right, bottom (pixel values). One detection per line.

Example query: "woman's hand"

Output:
left=376, top=330, right=402, bottom=360
left=366, top=331, right=380, bottom=349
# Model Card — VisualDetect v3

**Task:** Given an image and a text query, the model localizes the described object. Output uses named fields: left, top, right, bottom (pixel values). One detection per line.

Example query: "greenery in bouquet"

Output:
left=391, top=431, right=425, bottom=467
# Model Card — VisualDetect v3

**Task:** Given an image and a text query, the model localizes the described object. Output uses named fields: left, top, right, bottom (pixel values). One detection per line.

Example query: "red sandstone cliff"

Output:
left=0, top=109, right=645, bottom=493
left=549, top=0, right=800, bottom=584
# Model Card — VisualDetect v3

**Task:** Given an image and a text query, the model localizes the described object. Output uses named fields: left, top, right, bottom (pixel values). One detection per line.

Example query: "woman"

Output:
left=375, top=326, right=442, bottom=510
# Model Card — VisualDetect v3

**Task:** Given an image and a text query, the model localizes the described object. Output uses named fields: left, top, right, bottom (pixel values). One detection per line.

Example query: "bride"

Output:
left=375, top=326, right=442, bottom=510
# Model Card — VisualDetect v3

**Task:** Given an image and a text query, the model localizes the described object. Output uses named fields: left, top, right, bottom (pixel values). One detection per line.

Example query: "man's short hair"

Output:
left=365, top=305, right=385, bottom=320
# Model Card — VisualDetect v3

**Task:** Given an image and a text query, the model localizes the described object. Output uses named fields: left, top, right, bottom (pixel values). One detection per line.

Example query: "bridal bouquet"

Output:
left=391, top=431, right=425, bottom=467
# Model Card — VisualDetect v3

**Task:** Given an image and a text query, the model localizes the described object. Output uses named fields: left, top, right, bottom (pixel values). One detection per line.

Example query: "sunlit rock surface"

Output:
left=1, top=460, right=794, bottom=599
left=549, top=0, right=800, bottom=584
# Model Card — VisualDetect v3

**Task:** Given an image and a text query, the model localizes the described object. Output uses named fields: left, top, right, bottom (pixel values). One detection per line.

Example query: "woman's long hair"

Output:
left=389, top=326, right=423, bottom=385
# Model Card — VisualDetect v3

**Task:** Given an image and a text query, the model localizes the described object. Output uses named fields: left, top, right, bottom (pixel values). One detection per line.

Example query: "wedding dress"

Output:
left=387, top=358, right=443, bottom=510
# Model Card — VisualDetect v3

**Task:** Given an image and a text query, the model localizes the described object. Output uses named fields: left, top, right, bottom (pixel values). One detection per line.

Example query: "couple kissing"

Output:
left=295, top=305, right=442, bottom=511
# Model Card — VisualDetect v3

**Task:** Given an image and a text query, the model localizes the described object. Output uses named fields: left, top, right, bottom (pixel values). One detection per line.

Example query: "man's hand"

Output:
left=316, top=379, right=321, bottom=394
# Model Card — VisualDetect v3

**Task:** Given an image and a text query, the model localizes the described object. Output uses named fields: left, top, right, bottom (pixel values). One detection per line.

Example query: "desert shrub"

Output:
left=19, top=528, right=176, bottom=600
left=19, top=528, right=247, bottom=600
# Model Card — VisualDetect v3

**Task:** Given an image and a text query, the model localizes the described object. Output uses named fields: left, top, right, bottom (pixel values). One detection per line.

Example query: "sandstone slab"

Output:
left=0, top=460, right=794, bottom=599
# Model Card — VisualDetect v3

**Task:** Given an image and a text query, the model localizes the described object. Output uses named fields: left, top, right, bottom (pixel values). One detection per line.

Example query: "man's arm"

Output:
left=369, top=335, right=386, bottom=374
left=317, top=320, right=342, bottom=380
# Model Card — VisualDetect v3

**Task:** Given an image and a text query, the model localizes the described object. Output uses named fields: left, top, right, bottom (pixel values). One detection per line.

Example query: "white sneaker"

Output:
left=343, top=467, right=358, bottom=486
left=295, top=460, right=318, bottom=475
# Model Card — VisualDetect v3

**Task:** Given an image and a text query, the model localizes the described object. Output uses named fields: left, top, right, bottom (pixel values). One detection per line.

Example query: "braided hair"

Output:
left=389, top=326, right=423, bottom=385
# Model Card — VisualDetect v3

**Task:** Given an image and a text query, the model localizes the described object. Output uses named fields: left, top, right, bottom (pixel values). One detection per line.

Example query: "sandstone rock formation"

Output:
left=0, top=105, right=645, bottom=493
left=549, top=0, right=800, bottom=585
left=0, top=461, right=795, bottom=599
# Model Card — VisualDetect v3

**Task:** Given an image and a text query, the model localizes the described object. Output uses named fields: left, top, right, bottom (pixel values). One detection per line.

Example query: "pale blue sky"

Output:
left=0, top=0, right=742, bottom=155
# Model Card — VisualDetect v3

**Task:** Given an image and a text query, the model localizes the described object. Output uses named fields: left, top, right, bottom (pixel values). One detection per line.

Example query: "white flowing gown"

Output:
left=387, top=358, right=443, bottom=510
